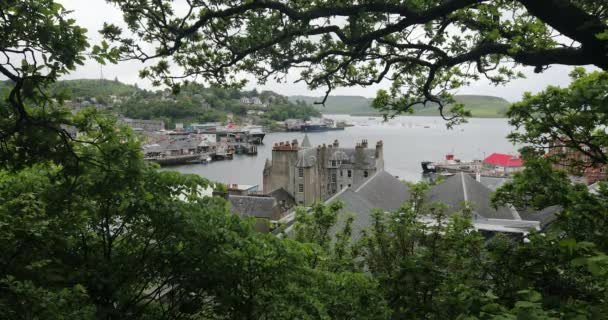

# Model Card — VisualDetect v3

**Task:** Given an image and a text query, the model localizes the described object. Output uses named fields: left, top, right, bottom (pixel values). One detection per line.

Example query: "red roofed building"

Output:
left=482, top=153, right=524, bottom=174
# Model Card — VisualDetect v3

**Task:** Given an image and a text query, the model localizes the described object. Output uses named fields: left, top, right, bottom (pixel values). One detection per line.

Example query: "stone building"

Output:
left=119, top=118, right=165, bottom=132
left=263, top=136, right=384, bottom=206
left=546, top=143, right=608, bottom=184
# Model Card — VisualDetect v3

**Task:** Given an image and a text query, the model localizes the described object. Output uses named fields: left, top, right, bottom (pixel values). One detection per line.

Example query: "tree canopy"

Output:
left=1, top=0, right=608, bottom=318
left=103, top=0, right=607, bottom=123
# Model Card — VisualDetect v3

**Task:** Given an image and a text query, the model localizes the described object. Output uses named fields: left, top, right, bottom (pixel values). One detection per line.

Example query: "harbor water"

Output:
left=164, top=115, right=519, bottom=185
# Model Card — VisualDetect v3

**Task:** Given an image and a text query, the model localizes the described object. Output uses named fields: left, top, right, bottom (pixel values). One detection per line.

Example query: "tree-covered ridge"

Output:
left=0, top=78, right=321, bottom=127
left=114, top=84, right=321, bottom=127
left=51, top=79, right=139, bottom=98
left=290, top=94, right=510, bottom=117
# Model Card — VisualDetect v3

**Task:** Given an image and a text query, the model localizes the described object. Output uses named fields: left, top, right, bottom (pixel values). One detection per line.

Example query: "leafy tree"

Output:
left=103, top=0, right=607, bottom=123
left=509, top=69, right=608, bottom=166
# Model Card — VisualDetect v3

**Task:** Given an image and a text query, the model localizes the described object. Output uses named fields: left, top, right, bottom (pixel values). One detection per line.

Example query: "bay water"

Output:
left=164, top=115, right=518, bottom=186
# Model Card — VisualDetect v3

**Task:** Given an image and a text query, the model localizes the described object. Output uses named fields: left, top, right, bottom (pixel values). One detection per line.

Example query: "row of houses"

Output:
left=275, top=170, right=558, bottom=241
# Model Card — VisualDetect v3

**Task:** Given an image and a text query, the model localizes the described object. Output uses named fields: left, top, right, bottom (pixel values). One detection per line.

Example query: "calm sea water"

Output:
left=164, top=115, right=518, bottom=185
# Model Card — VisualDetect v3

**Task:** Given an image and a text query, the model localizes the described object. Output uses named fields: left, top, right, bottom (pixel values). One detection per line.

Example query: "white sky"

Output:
left=56, top=0, right=587, bottom=102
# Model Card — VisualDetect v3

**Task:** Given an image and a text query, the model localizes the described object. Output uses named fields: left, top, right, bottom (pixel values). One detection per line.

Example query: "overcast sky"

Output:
left=57, top=0, right=586, bottom=102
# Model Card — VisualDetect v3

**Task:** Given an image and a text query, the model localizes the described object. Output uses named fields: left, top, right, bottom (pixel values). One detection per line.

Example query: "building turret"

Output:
left=375, top=140, right=385, bottom=170
left=301, top=134, right=311, bottom=148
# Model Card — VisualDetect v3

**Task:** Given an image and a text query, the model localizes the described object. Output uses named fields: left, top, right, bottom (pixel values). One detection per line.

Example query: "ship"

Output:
left=421, top=153, right=524, bottom=177
left=421, top=154, right=482, bottom=174
left=301, top=123, right=345, bottom=132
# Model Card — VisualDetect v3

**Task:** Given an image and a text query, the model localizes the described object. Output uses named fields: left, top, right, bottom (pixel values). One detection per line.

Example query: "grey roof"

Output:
left=330, top=189, right=378, bottom=241
left=229, top=195, right=276, bottom=219
left=296, top=148, right=318, bottom=167
left=479, top=176, right=511, bottom=191
left=355, top=171, right=410, bottom=211
left=301, top=134, right=311, bottom=148
left=269, top=188, right=296, bottom=209
left=519, top=205, right=561, bottom=228
left=427, top=172, right=515, bottom=220
left=327, top=170, right=410, bottom=240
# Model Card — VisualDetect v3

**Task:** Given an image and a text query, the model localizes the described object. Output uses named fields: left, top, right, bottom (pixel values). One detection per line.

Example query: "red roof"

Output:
left=483, top=153, right=523, bottom=167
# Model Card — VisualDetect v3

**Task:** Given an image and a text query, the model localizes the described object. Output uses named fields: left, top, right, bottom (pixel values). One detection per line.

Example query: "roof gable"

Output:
left=229, top=195, right=277, bottom=219
left=428, top=173, right=515, bottom=220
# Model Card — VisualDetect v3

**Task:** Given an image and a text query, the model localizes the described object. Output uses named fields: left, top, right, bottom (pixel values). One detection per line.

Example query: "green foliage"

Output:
left=508, top=69, right=608, bottom=165
left=2, top=1, right=608, bottom=319
left=103, top=0, right=607, bottom=122
left=51, top=79, right=139, bottom=99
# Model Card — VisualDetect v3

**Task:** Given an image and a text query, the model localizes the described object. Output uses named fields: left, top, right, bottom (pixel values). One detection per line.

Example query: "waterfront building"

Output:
left=482, top=153, right=524, bottom=174
left=120, top=118, right=165, bottom=132
left=263, top=137, right=384, bottom=206
left=546, top=143, right=608, bottom=184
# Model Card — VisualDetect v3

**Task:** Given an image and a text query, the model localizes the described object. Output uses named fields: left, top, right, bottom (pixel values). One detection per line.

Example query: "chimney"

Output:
left=291, top=139, right=298, bottom=149
left=361, top=139, right=368, bottom=148
left=333, top=139, right=339, bottom=148
left=375, top=140, right=383, bottom=158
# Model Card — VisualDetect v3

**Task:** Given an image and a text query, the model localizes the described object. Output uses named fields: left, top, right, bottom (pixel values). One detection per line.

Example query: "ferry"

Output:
left=421, top=153, right=524, bottom=177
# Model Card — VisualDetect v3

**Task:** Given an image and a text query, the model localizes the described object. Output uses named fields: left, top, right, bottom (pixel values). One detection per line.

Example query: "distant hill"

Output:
left=51, top=79, right=140, bottom=98
left=0, top=79, right=140, bottom=99
left=289, top=94, right=511, bottom=118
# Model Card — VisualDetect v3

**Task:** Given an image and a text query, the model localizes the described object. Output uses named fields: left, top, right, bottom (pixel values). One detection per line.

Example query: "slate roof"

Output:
left=519, top=205, right=561, bottom=229
left=301, top=134, right=311, bottom=148
left=296, top=148, right=318, bottom=167
left=427, top=172, right=515, bottom=220
left=330, top=189, right=378, bottom=240
left=229, top=195, right=276, bottom=219
left=269, top=188, right=296, bottom=209
left=355, top=171, right=410, bottom=211
left=327, top=170, right=410, bottom=240
left=479, top=176, right=511, bottom=191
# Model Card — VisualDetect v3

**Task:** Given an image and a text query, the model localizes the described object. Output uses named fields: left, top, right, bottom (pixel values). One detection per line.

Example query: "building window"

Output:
left=331, top=160, right=337, bottom=167
left=340, top=170, right=343, bottom=177
left=298, top=167, right=304, bottom=177
left=601, top=167, right=607, bottom=174
left=348, top=184, right=351, bottom=188
left=298, top=184, right=304, bottom=193
left=340, top=184, right=343, bottom=189
left=364, top=170, right=369, bottom=178
left=347, top=170, right=352, bottom=177
left=332, top=174, right=337, bottom=182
